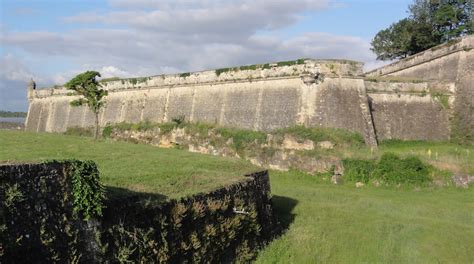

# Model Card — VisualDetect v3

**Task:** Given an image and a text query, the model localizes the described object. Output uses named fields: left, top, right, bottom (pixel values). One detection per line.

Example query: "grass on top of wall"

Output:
left=0, top=130, right=257, bottom=199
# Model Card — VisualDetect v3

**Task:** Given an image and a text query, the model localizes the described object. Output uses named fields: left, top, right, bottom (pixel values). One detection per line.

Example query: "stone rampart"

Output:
left=26, top=59, right=381, bottom=145
left=366, top=35, right=473, bottom=142
left=25, top=37, right=474, bottom=143
left=365, top=80, right=451, bottom=141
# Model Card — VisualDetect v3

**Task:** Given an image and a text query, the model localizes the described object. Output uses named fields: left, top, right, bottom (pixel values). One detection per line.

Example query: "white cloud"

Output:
left=1, top=0, right=388, bottom=110
left=66, top=0, right=330, bottom=35
left=0, top=54, right=36, bottom=82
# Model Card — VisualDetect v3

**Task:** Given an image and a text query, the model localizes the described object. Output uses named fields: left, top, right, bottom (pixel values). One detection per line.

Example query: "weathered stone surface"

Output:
left=452, top=174, right=474, bottom=188
left=24, top=38, right=473, bottom=143
left=282, top=135, right=314, bottom=150
left=366, top=35, right=473, bottom=142
left=317, top=140, right=334, bottom=149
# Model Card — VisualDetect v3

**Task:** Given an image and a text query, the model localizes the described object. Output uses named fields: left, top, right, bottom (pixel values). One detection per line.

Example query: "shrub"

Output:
left=171, top=115, right=186, bottom=127
left=342, top=159, right=376, bottom=183
left=102, top=125, right=113, bottom=138
left=343, top=153, right=432, bottom=185
left=65, top=127, right=94, bottom=137
left=373, top=153, right=431, bottom=184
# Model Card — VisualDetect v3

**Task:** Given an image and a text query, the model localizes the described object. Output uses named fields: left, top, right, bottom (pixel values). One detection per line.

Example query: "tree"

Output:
left=371, top=19, right=416, bottom=60
left=371, top=0, right=473, bottom=61
left=431, top=0, right=473, bottom=41
left=65, top=71, right=108, bottom=140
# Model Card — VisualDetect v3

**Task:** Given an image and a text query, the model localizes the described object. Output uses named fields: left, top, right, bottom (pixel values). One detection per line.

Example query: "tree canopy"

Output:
left=371, top=0, right=473, bottom=61
left=65, top=71, right=108, bottom=139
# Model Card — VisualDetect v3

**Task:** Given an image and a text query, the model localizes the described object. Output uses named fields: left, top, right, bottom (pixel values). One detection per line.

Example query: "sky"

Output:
left=0, top=0, right=412, bottom=112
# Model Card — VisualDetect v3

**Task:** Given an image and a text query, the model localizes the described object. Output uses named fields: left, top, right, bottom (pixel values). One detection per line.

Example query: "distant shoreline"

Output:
left=0, top=110, right=27, bottom=118
left=0, top=117, right=26, bottom=124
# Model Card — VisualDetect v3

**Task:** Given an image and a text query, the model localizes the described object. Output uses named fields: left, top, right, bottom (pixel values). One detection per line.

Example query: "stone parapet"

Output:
left=30, top=59, right=362, bottom=99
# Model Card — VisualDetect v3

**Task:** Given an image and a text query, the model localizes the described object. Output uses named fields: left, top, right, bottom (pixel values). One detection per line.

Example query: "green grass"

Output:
left=256, top=170, right=474, bottom=263
left=0, top=131, right=257, bottom=199
left=1, top=130, right=473, bottom=262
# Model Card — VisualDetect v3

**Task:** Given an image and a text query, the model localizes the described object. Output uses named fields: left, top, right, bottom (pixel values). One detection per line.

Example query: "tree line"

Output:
left=0, top=111, right=27, bottom=118
left=371, top=0, right=473, bottom=60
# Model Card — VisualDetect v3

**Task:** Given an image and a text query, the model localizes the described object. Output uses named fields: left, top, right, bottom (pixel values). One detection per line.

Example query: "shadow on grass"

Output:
left=272, top=195, right=298, bottom=233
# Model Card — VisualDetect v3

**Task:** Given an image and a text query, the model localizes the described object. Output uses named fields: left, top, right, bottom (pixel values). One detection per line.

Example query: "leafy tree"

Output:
left=371, top=19, right=416, bottom=60
left=65, top=71, right=108, bottom=140
left=431, top=0, right=473, bottom=41
left=371, top=0, right=473, bottom=61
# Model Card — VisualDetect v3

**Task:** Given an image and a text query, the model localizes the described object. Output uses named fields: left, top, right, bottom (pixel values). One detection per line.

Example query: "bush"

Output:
left=343, top=153, right=432, bottom=185
left=374, top=153, right=430, bottom=184
left=65, top=127, right=94, bottom=137
left=343, top=159, right=376, bottom=183
left=102, top=125, right=113, bottom=138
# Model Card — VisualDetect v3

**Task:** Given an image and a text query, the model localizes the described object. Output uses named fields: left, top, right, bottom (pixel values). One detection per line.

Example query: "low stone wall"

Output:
left=102, top=170, right=278, bottom=263
left=0, top=160, right=278, bottom=263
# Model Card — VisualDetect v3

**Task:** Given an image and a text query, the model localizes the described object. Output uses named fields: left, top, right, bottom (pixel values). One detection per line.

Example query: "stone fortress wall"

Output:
left=25, top=35, right=474, bottom=145
left=366, top=36, right=473, bottom=142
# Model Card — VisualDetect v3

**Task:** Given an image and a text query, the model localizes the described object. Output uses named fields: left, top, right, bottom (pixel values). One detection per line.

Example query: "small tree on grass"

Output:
left=65, top=71, right=108, bottom=140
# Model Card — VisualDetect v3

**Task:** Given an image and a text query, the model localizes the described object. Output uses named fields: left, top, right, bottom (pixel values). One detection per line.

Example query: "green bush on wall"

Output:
left=69, top=160, right=106, bottom=220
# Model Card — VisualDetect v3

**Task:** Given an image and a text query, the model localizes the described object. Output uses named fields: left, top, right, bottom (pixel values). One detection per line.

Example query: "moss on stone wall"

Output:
left=0, top=160, right=104, bottom=263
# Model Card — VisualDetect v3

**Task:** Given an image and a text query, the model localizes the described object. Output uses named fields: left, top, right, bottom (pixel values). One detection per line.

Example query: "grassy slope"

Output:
left=1, top=130, right=473, bottom=262
left=0, top=131, right=257, bottom=199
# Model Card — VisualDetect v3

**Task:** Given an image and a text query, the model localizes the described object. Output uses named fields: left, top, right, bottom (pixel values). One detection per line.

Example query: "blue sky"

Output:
left=1, top=0, right=412, bottom=111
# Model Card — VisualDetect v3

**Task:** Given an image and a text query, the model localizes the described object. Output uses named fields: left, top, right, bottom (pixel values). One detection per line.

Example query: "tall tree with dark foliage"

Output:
left=371, top=0, right=472, bottom=60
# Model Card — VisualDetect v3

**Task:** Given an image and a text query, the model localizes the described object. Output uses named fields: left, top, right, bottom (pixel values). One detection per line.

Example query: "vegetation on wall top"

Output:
left=215, top=58, right=308, bottom=76
left=371, top=0, right=472, bottom=60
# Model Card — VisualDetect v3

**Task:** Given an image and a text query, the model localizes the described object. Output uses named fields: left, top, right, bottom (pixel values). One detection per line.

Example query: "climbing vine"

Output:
left=70, top=160, right=106, bottom=220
